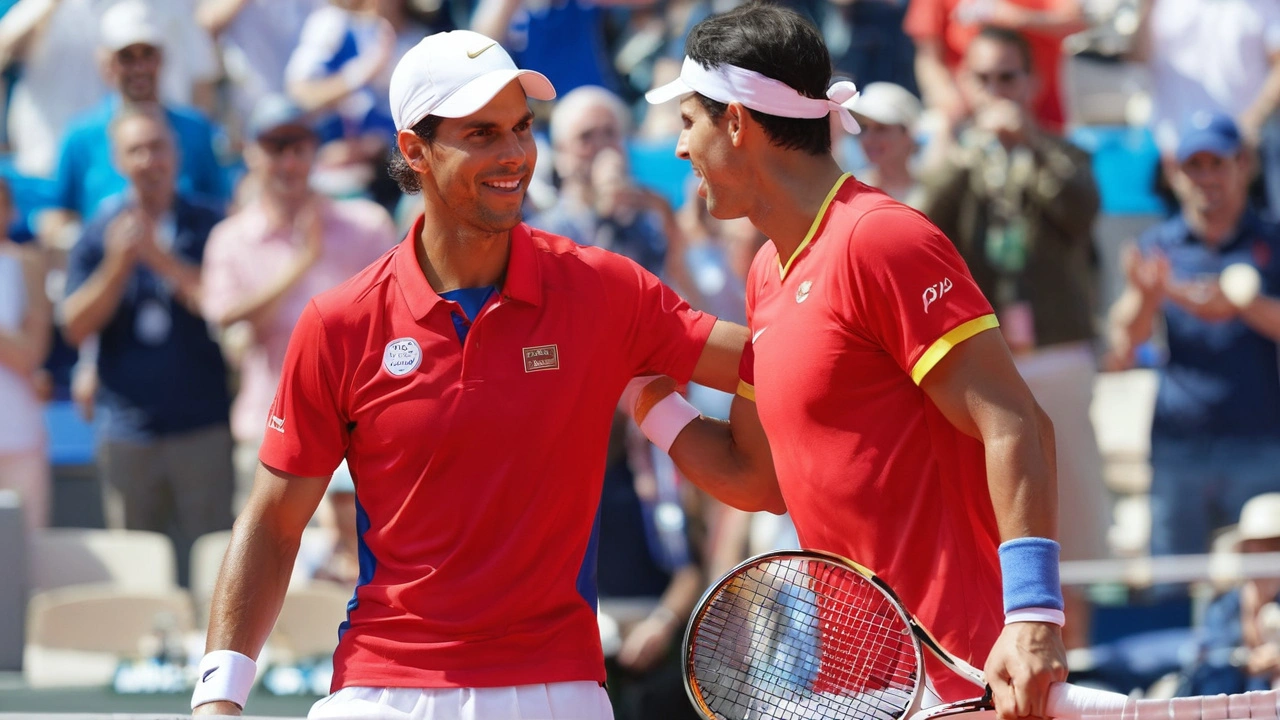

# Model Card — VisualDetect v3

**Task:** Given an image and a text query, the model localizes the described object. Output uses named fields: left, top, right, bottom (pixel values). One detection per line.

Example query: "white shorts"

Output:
left=307, top=681, right=615, bottom=720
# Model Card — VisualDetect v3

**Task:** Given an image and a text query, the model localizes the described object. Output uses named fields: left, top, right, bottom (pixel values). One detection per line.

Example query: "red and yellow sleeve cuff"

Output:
left=909, top=314, right=999, bottom=385
left=736, top=379, right=756, bottom=402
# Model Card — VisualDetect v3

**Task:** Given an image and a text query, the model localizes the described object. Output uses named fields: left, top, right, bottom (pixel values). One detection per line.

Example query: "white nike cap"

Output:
left=389, top=30, right=557, bottom=132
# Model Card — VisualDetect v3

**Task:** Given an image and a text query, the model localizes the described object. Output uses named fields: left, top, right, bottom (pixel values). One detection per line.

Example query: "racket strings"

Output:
left=689, top=558, right=921, bottom=720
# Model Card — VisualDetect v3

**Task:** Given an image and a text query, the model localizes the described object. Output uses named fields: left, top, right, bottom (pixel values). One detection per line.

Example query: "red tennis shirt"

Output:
left=260, top=218, right=715, bottom=692
left=740, top=175, right=1004, bottom=701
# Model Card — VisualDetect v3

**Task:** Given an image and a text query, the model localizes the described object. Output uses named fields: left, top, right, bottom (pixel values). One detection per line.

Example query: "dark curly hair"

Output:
left=685, top=2, right=833, bottom=156
left=387, top=114, right=444, bottom=194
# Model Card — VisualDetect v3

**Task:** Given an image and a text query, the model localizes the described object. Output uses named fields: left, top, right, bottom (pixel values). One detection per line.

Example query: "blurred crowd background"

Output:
left=2, top=0, right=1280, bottom=716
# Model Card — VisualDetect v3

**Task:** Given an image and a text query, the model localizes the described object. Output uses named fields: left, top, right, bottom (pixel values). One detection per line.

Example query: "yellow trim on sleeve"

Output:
left=778, top=173, right=853, bottom=280
left=736, top=379, right=756, bottom=402
left=909, top=314, right=1000, bottom=385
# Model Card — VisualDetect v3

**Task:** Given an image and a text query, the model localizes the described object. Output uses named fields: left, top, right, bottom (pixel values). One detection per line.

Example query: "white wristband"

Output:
left=1004, top=607, right=1066, bottom=626
left=191, top=649, right=257, bottom=710
left=638, top=391, right=701, bottom=453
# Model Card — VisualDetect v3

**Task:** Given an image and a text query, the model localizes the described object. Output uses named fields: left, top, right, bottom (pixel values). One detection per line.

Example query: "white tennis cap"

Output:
left=389, top=30, right=556, bottom=132
left=1239, top=493, right=1280, bottom=541
left=848, top=82, right=922, bottom=133
left=100, top=0, right=164, bottom=52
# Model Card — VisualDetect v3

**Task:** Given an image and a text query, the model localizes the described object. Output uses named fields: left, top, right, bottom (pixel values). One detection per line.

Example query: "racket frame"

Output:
left=682, top=549, right=986, bottom=720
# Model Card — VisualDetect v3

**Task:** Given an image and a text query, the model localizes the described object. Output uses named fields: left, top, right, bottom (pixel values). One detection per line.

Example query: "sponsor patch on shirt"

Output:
left=383, top=337, right=423, bottom=376
left=523, top=344, right=559, bottom=372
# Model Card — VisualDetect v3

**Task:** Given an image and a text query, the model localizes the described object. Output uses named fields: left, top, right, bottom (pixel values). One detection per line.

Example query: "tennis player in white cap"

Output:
left=191, top=29, right=749, bottom=720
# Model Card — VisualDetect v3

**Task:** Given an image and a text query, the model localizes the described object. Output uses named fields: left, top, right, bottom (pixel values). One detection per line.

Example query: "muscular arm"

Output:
left=920, top=328, right=1067, bottom=719
left=667, top=394, right=783, bottom=514
left=194, top=462, right=328, bottom=715
left=688, top=319, right=749, bottom=394
left=919, top=328, right=1056, bottom=540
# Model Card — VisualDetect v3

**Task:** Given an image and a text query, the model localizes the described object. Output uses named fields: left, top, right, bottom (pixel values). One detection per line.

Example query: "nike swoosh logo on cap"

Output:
left=467, top=42, right=497, bottom=59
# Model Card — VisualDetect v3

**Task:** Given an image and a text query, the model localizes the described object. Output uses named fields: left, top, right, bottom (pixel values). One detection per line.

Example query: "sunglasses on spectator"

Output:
left=972, top=70, right=1026, bottom=86
left=258, top=133, right=314, bottom=154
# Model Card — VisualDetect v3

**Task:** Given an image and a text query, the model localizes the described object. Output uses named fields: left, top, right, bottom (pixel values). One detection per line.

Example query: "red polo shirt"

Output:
left=740, top=175, right=1003, bottom=701
left=260, top=218, right=715, bottom=691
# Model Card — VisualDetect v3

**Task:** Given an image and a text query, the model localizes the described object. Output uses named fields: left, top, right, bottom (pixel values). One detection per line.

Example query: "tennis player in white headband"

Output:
left=646, top=55, right=863, bottom=135
left=628, top=5, right=1070, bottom=720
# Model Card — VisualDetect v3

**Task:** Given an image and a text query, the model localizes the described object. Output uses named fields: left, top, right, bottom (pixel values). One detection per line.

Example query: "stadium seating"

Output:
left=24, top=584, right=194, bottom=687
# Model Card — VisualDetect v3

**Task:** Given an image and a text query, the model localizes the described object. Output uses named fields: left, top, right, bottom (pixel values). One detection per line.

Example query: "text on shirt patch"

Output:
left=795, top=280, right=813, bottom=303
left=383, top=338, right=423, bottom=376
left=268, top=415, right=285, bottom=433
left=523, top=344, right=560, bottom=372
left=923, top=278, right=953, bottom=313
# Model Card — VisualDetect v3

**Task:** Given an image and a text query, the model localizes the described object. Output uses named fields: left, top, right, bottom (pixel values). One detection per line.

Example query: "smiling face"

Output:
left=676, top=95, right=750, bottom=220
left=402, top=81, right=537, bottom=236
left=109, top=43, right=162, bottom=104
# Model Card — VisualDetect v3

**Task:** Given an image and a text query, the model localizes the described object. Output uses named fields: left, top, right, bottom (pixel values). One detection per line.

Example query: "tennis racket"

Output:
left=683, top=549, right=1280, bottom=720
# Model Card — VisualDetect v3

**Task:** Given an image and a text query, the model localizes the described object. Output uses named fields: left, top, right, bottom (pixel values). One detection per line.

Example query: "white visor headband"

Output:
left=646, top=57, right=861, bottom=134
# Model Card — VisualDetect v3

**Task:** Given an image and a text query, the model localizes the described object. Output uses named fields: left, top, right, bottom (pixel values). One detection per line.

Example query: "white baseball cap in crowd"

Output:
left=848, top=82, right=923, bottom=133
left=1239, top=493, right=1280, bottom=542
left=99, top=0, right=164, bottom=52
left=389, top=30, right=556, bottom=132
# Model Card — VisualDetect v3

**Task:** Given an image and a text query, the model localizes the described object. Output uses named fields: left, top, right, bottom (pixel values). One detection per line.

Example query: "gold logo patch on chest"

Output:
left=523, top=344, right=560, bottom=372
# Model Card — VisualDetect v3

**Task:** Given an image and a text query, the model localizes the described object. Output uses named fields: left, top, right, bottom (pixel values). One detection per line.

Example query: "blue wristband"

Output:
left=998, top=537, right=1064, bottom=613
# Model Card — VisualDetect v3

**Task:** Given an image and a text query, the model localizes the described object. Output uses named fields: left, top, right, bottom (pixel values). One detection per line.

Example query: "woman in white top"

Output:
left=0, top=179, right=53, bottom=531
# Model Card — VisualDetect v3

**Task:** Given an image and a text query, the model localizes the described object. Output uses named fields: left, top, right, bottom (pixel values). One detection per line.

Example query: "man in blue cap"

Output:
left=1109, top=111, right=1280, bottom=561
left=200, top=94, right=397, bottom=512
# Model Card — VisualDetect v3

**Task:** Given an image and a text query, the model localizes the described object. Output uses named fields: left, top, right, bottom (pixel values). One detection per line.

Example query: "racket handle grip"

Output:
left=1045, top=682, right=1129, bottom=718
left=1047, top=685, right=1280, bottom=720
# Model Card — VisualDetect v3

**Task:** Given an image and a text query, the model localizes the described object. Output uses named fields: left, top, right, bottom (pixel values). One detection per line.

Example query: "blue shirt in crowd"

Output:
left=64, top=195, right=230, bottom=442
left=53, top=97, right=228, bottom=221
left=1181, top=587, right=1280, bottom=696
left=506, top=0, right=620, bottom=95
left=1138, top=209, right=1280, bottom=442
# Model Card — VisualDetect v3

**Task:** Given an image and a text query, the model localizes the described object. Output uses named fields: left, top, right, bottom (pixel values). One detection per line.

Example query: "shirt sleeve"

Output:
left=839, top=207, right=996, bottom=384
left=903, top=0, right=946, bottom=41
left=52, top=128, right=83, bottom=213
left=186, top=117, right=229, bottom=203
left=603, top=252, right=716, bottom=384
left=63, top=222, right=104, bottom=297
left=285, top=7, right=350, bottom=83
left=258, top=300, right=350, bottom=478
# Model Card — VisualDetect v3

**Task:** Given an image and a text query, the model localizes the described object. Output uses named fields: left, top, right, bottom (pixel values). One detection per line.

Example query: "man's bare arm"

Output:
left=689, top=319, right=749, bottom=394
left=193, top=462, right=328, bottom=715
left=920, top=328, right=1056, bottom=539
left=918, top=328, right=1066, bottom=720
left=667, top=393, right=784, bottom=514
